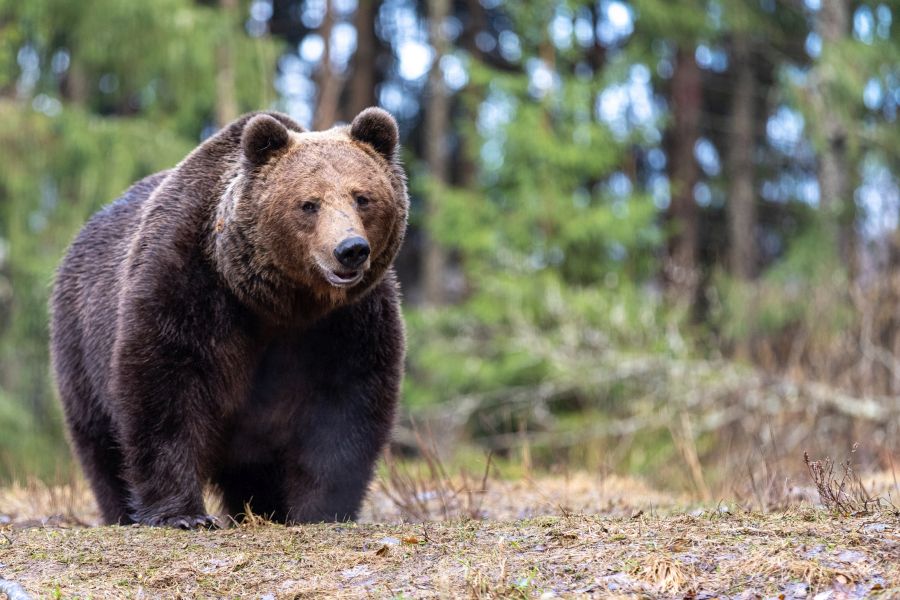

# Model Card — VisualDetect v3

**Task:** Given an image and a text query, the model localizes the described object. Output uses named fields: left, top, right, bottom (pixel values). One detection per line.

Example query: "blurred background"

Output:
left=0, top=0, right=898, bottom=499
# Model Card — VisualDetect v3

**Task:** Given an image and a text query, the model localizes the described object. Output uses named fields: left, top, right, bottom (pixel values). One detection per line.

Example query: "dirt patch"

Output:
left=0, top=510, right=898, bottom=598
left=0, top=474, right=898, bottom=598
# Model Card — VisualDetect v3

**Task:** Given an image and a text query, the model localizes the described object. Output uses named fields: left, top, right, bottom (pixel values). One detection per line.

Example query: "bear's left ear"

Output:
left=242, top=114, right=291, bottom=166
left=350, top=107, right=399, bottom=160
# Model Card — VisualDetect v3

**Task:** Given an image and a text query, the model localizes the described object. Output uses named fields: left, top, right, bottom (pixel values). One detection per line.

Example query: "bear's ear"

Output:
left=350, top=107, right=399, bottom=160
left=242, top=114, right=291, bottom=166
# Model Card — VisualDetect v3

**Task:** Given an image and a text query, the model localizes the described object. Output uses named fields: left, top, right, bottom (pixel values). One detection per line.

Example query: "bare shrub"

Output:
left=804, top=444, right=880, bottom=516
left=379, top=428, right=492, bottom=521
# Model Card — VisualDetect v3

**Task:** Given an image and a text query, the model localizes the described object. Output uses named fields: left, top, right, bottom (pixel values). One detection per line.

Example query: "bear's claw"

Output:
left=141, top=514, right=220, bottom=529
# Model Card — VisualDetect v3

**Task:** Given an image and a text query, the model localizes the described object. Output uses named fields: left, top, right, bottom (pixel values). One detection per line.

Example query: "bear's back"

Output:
left=51, top=170, right=171, bottom=399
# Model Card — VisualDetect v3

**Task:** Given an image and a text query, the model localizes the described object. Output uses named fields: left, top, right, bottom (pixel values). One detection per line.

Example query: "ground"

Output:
left=1, top=472, right=898, bottom=598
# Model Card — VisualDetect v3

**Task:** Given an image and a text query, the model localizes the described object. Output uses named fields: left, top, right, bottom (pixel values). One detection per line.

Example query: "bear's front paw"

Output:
left=139, top=513, right=221, bottom=529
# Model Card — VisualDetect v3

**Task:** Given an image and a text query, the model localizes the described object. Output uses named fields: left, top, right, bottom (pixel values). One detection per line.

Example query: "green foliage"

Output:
left=0, top=0, right=897, bottom=482
left=712, top=223, right=854, bottom=344
left=404, top=0, right=670, bottom=420
left=0, top=388, right=70, bottom=478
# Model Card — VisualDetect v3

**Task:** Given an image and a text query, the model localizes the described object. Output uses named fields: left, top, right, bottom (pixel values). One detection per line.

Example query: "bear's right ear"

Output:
left=242, top=114, right=290, bottom=166
left=350, top=107, right=399, bottom=160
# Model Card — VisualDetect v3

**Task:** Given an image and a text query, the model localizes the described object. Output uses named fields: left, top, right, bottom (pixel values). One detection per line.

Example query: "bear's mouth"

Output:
left=319, top=265, right=365, bottom=288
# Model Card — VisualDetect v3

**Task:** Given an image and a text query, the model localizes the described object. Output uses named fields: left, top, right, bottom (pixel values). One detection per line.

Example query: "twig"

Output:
left=0, top=578, right=33, bottom=600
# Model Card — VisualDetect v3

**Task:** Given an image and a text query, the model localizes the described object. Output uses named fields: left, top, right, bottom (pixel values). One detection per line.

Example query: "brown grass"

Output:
left=2, top=444, right=900, bottom=598
left=0, top=470, right=899, bottom=598
left=1, top=507, right=896, bottom=598
left=804, top=444, right=888, bottom=516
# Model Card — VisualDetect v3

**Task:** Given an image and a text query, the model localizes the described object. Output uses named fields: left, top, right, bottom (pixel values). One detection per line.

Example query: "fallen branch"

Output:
left=395, top=354, right=900, bottom=454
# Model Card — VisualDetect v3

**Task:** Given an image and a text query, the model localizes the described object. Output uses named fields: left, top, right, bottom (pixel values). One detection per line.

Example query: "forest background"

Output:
left=1, top=0, right=898, bottom=499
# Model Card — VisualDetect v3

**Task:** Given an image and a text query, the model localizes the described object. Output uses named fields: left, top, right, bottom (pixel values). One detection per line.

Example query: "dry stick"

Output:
left=0, top=578, right=33, bottom=600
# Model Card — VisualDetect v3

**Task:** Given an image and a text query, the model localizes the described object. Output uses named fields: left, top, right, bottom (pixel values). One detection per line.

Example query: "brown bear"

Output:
left=49, top=108, right=408, bottom=528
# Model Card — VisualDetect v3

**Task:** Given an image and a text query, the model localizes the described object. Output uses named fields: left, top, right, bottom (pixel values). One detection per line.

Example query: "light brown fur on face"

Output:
left=258, top=132, right=399, bottom=305
left=212, top=108, right=407, bottom=322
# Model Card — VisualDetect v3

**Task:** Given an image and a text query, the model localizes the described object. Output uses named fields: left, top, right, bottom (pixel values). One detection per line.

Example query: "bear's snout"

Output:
left=334, top=236, right=371, bottom=269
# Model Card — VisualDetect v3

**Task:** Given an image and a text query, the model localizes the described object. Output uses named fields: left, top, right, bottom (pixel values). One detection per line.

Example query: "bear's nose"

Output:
left=334, top=236, right=370, bottom=269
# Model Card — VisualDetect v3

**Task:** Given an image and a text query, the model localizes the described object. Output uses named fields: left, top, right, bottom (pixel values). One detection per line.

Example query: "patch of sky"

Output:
left=397, top=39, right=434, bottom=81
left=250, top=0, right=273, bottom=21
left=767, top=106, right=805, bottom=154
left=527, top=58, right=559, bottom=99
left=608, top=171, right=633, bottom=199
left=857, top=156, right=900, bottom=239
left=596, top=63, right=658, bottom=141
left=805, top=32, right=822, bottom=58
left=650, top=174, right=670, bottom=209
left=695, top=44, right=728, bottom=73
left=854, top=5, right=875, bottom=44
left=333, top=0, right=357, bottom=17
left=694, top=138, right=721, bottom=177
left=498, top=30, right=521, bottom=62
left=864, top=78, right=883, bottom=110
left=475, top=31, right=496, bottom=53
left=477, top=88, right=515, bottom=137
left=378, top=80, right=419, bottom=120
left=441, top=54, right=468, bottom=91
left=442, top=16, right=463, bottom=41
left=330, top=22, right=357, bottom=73
left=550, top=6, right=573, bottom=50
left=596, top=0, right=633, bottom=46
left=647, top=148, right=666, bottom=171
left=693, top=182, right=712, bottom=207
left=300, top=33, right=324, bottom=63
left=32, top=93, right=62, bottom=117
left=574, top=6, right=594, bottom=48
left=16, top=44, right=40, bottom=97
left=51, top=49, right=70, bottom=75
left=761, top=174, right=819, bottom=205
left=876, top=4, right=892, bottom=39
left=707, top=1, right=722, bottom=29
left=301, top=0, right=326, bottom=28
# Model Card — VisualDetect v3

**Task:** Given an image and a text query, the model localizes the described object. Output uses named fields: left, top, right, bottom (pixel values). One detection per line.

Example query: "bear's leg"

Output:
left=278, top=404, right=389, bottom=523
left=281, top=455, right=376, bottom=524
left=115, top=390, right=222, bottom=529
left=67, top=414, right=133, bottom=525
left=109, top=285, right=257, bottom=528
left=216, top=462, right=287, bottom=522
left=53, top=331, right=133, bottom=525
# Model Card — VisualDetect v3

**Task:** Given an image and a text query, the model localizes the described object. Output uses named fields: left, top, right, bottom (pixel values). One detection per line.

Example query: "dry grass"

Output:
left=0, top=470, right=899, bottom=599
left=1, top=505, right=898, bottom=598
left=804, top=444, right=889, bottom=516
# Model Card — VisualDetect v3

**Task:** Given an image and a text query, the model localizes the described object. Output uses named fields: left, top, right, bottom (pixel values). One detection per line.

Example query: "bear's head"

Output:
left=214, top=108, right=408, bottom=321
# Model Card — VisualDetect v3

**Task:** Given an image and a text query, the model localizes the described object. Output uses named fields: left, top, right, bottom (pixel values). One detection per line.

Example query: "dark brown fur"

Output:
left=49, top=109, right=408, bottom=527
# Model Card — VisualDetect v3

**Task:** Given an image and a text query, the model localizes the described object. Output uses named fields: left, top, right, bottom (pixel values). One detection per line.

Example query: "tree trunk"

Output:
left=346, top=0, right=380, bottom=118
left=813, top=0, right=854, bottom=272
left=313, top=1, right=346, bottom=130
left=727, top=34, right=756, bottom=280
left=422, top=0, right=451, bottom=305
left=665, top=45, right=702, bottom=299
left=215, top=0, right=240, bottom=127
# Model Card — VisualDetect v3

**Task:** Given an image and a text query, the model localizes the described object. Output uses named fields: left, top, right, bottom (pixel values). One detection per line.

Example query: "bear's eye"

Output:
left=355, top=195, right=371, bottom=208
left=301, top=201, right=319, bottom=214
